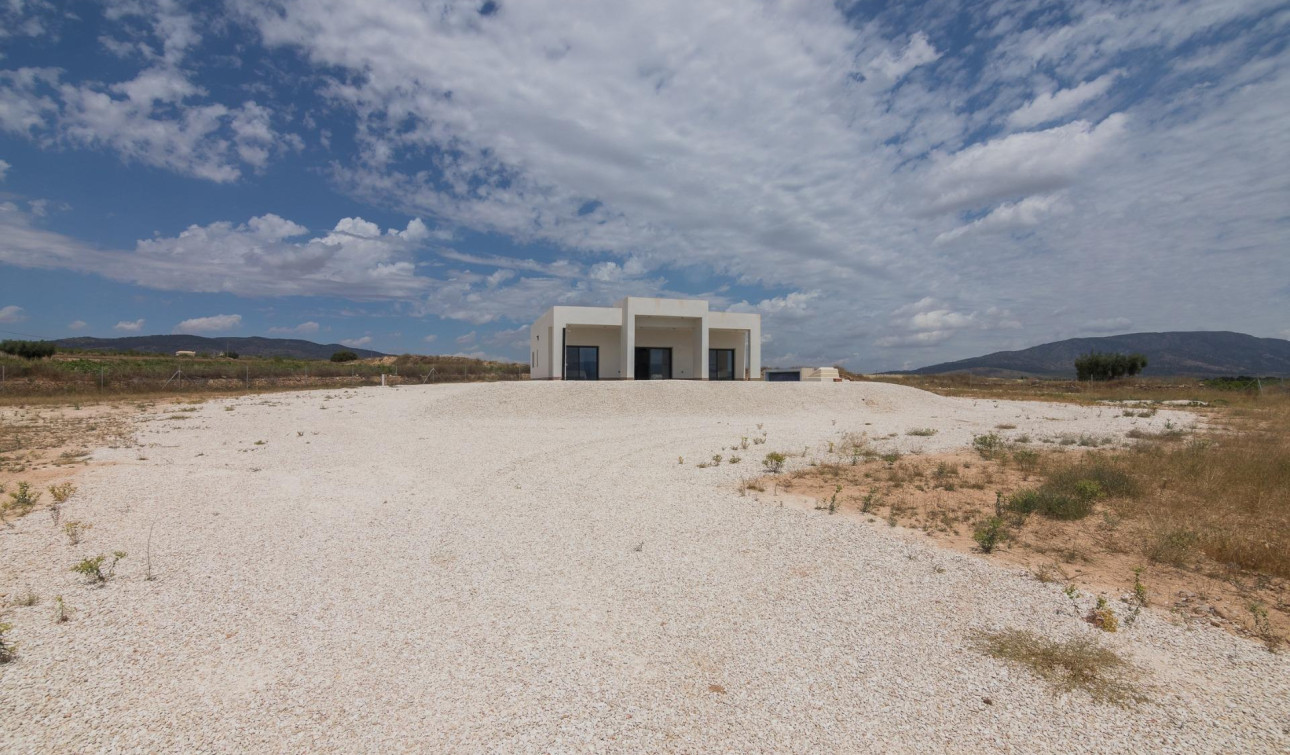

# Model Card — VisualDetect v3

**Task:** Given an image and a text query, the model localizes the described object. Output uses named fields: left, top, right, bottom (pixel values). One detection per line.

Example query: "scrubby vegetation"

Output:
left=751, top=375, right=1290, bottom=643
left=0, top=349, right=527, bottom=398
left=1074, top=352, right=1148, bottom=381
left=1, top=340, right=57, bottom=359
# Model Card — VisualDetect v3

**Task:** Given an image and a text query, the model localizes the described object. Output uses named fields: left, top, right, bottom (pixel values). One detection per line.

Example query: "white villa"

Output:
left=529, top=297, right=761, bottom=380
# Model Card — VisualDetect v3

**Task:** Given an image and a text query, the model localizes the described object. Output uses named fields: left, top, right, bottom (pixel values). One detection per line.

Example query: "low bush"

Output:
left=972, top=432, right=1007, bottom=459
left=973, top=516, right=1009, bottom=553
left=72, top=551, right=126, bottom=585
left=763, top=451, right=786, bottom=473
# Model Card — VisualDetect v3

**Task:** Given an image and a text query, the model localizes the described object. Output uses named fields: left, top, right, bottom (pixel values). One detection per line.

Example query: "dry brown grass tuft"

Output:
left=971, top=628, right=1143, bottom=704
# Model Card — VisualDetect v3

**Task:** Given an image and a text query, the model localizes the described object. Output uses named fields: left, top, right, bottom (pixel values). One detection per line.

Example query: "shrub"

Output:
left=973, top=516, right=1009, bottom=553
left=72, top=551, right=126, bottom=585
left=763, top=452, right=786, bottom=473
left=48, top=482, right=76, bottom=504
left=330, top=350, right=359, bottom=363
left=7, top=481, right=41, bottom=511
left=906, top=428, right=937, bottom=437
left=1086, top=596, right=1119, bottom=632
left=62, top=520, right=92, bottom=545
left=972, top=432, right=1007, bottom=459
left=1008, top=488, right=1093, bottom=520
left=52, top=596, right=69, bottom=623
left=1074, top=352, right=1148, bottom=381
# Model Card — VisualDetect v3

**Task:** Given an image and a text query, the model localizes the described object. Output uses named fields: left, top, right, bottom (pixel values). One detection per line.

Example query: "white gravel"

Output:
left=1, top=381, right=1286, bottom=753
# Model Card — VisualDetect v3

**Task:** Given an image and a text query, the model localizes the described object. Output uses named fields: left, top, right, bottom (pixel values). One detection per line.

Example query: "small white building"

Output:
left=530, top=297, right=761, bottom=380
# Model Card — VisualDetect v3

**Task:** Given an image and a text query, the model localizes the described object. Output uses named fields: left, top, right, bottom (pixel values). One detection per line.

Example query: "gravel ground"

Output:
left=1, top=381, right=1286, bottom=753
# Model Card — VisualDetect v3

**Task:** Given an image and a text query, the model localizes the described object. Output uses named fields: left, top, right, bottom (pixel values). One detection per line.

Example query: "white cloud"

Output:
left=0, top=1, right=292, bottom=182
left=934, top=194, right=1068, bottom=244
left=340, top=335, right=372, bottom=348
left=68, top=319, right=86, bottom=330
left=0, top=206, right=434, bottom=299
left=1008, top=72, right=1120, bottom=128
left=114, top=318, right=145, bottom=332
left=860, top=32, right=941, bottom=85
left=268, top=321, right=320, bottom=336
left=923, top=115, right=1127, bottom=214
left=455, top=331, right=476, bottom=346
left=0, top=159, right=8, bottom=180
left=422, top=334, right=437, bottom=343
left=174, top=313, right=242, bottom=333
left=877, top=298, right=1021, bottom=349
left=0, top=304, right=25, bottom=323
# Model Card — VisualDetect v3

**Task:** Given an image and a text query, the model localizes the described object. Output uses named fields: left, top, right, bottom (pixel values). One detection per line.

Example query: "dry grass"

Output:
left=754, top=377, right=1290, bottom=644
left=970, top=628, right=1143, bottom=704
left=1110, top=400, right=1290, bottom=578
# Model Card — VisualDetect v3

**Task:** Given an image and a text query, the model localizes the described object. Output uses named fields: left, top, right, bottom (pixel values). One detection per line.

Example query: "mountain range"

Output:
left=55, top=335, right=387, bottom=361
left=899, top=331, right=1290, bottom=378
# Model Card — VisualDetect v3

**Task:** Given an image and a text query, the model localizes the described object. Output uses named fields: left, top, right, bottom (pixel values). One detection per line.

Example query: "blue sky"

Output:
left=0, top=0, right=1286, bottom=369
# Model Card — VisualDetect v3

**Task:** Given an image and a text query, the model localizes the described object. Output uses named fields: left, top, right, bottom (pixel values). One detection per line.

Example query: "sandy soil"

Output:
left=1, top=382, right=1287, bottom=753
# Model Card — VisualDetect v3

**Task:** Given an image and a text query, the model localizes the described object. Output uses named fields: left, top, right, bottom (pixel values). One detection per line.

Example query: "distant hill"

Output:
left=54, top=335, right=386, bottom=361
left=900, top=331, right=1290, bottom=378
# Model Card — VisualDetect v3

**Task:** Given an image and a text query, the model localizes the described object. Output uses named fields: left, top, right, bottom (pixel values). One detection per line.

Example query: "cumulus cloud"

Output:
left=0, top=206, right=434, bottom=299
left=422, top=334, right=437, bottom=343
left=114, top=318, right=145, bottom=332
left=174, top=313, right=241, bottom=333
left=0, top=304, right=25, bottom=323
left=68, top=319, right=87, bottom=330
left=340, top=335, right=372, bottom=348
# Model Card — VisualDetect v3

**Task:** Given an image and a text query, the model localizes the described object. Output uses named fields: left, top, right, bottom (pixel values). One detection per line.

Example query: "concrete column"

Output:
left=748, top=320, right=762, bottom=380
left=550, top=318, right=562, bottom=379
left=696, top=314, right=710, bottom=380
left=734, top=333, right=746, bottom=381
left=620, top=305, right=635, bottom=379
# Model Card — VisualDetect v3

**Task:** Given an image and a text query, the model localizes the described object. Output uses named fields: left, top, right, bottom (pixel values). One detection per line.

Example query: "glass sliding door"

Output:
left=564, top=345, right=599, bottom=380
left=709, top=349, right=736, bottom=380
left=634, top=347, right=672, bottom=379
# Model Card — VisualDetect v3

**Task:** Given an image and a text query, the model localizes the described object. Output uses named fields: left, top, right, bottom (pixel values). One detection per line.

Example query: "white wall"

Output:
left=709, top=329, right=746, bottom=379
left=564, top=325, right=623, bottom=379
left=635, top=325, right=701, bottom=379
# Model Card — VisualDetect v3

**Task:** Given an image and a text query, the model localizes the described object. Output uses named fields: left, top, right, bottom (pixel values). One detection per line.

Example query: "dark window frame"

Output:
left=634, top=346, right=673, bottom=379
left=709, top=348, right=737, bottom=380
left=564, top=345, right=600, bottom=380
